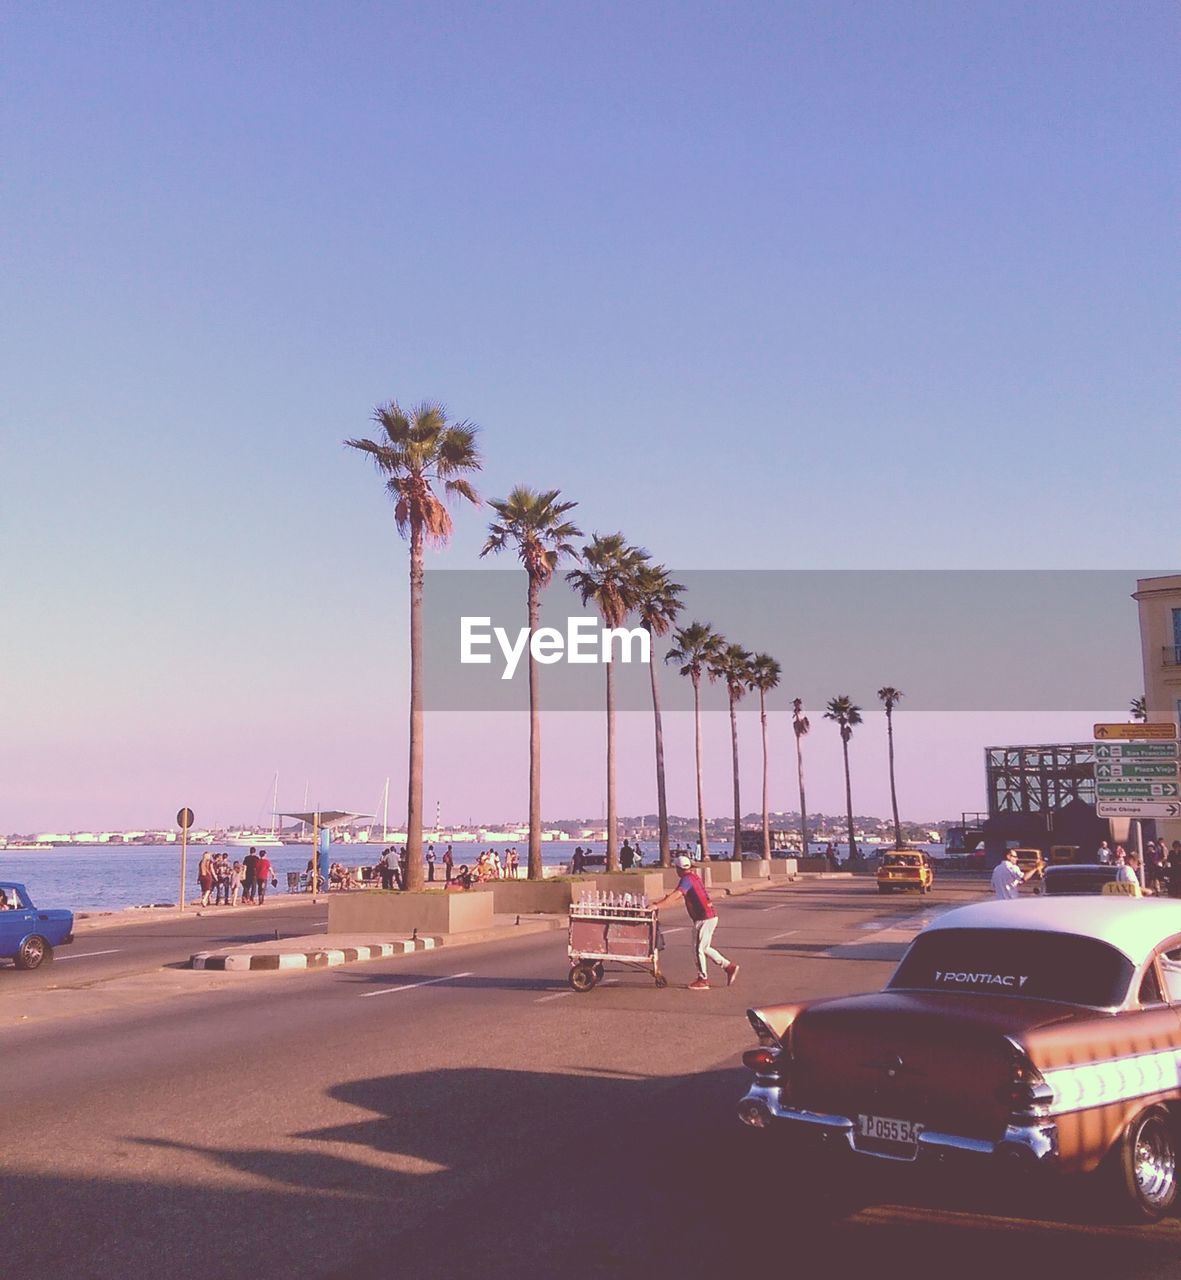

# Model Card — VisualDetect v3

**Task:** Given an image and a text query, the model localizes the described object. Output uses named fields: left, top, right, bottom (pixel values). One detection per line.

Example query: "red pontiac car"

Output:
left=738, top=897, right=1181, bottom=1221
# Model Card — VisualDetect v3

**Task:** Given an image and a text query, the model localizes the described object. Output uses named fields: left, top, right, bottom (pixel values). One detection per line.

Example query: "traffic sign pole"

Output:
left=177, top=807, right=194, bottom=912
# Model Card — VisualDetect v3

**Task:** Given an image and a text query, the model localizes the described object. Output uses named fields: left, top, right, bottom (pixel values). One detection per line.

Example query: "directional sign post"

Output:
left=1094, top=742, right=1180, bottom=761
left=1094, top=723, right=1179, bottom=741
left=1097, top=800, right=1181, bottom=819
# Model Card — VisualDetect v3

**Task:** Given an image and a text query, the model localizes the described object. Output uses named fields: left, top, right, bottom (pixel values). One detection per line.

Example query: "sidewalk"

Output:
left=190, top=914, right=564, bottom=971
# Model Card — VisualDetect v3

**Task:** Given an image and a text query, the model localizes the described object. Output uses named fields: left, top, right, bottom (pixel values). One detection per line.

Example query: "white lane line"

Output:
left=756, top=902, right=794, bottom=912
left=768, top=930, right=799, bottom=942
left=56, top=949, right=123, bottom=961
left=536, top=989, right=575, bottom=1002
left=359, top=971, right=472, bottom=999
left=662, top=927, right=686, bottom=935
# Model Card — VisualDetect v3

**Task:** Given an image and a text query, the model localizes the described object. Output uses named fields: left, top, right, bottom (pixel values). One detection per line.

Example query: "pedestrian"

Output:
left=507, top=848, right=519, bottom=879
left=398, top=848, right=408, bottom=888
left=243, top=847, right=259, bottom=903
left=214, top=853, right=231, bottom=905
left=1096, top=840, right=1112, bottom=864
left=1115, top=850, right=1141, bottom=892
left=1168, top=842, right=1181, bottom=900
left=230, top=860, right=244, bottom=907
left=443, top=844, right=454, bottom=885
left=198, top=850, right=215, bottom=907
left=255, top=849, right=274, bottom=905
left=620, top=839, right=634, bottom=871
left=651, top=854, right=738, bottom=991
left=572, top=846, right=585, bottom=874
left=991, top=849, right=1034, bottom=900
left=426, top=844, right=436, bottom=882
left=378, top=848, right=394, bottom=891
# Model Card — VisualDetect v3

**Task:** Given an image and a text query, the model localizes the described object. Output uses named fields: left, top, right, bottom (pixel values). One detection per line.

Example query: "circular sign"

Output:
left=177, top=807, right=195, bottom=830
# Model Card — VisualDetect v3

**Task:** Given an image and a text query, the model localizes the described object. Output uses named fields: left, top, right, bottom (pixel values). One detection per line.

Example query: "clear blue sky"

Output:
left=3, top=2, right=1176, bottom=831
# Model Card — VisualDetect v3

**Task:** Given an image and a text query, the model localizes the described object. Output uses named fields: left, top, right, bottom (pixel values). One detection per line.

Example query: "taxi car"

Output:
left=738, top=897, right=1181, bottom=1221
left=1012, top=848, right=1046, bottom=891
left=875, top=850, right=934, bottom=894
left=0, top=882, right=74, bottom=970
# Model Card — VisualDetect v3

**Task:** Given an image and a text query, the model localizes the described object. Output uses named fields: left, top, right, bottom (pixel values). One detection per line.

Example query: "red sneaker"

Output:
left=725, top=962, right=740, bottom=986
left=688, top=978, right=711, bottom=991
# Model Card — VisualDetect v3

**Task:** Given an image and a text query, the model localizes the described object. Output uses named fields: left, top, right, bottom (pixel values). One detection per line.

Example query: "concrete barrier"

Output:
left=741, top=859, right=772, bottom=880
left=328, top=889, right=495, bottom=935
left=768, top=858, right=798, bottom=877
left=797, top=857, right=832, bottom=873
left=703, top=861, right=741, bottom=885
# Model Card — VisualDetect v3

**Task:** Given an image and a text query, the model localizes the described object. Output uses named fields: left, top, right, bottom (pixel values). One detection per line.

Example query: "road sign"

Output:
left=1094, top=742, right=1180, bottom=761
left=1094, top=763, right=1181, bottom=780
left=1093, top=723, right=1178, bottom=741
left=177, top=807, right=195, bottom=830
left=1095, top=782, right=1180, bottom=798
left=1097, top=800, right=1181, bottom=819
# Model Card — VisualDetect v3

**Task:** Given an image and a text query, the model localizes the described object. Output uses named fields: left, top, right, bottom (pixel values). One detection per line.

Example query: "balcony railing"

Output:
left=1163, top=646, right=1181, bottom=667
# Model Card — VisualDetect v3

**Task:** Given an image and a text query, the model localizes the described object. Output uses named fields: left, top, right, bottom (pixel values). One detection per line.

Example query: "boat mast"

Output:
left=381, top=777, right=390, bottom=842
left=270, top=771, right=279, bottom=839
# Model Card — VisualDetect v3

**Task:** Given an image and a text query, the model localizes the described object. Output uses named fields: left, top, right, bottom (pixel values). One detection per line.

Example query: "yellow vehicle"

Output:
left=876, top=851, right=934, bottom=894
left=1050, top=844, right=1079, bottom=865
left=1012, top=848, right=1046, bottom=892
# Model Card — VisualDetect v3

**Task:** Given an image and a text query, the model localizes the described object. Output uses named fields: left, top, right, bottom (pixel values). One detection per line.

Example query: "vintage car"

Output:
left=875, top=851, right=934, bottom=894
left=738, top=897, right=1181, bottom=1220
left=0, top=882, right=74, bottom=970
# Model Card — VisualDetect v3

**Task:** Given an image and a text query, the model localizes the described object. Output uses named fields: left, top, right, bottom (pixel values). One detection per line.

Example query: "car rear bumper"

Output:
left=737, top=1083, right=1059, bottom=1167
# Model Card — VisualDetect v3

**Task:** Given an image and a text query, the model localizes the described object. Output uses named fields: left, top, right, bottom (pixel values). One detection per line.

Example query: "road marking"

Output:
left=662, top=927, right=686, bottom=935
left=55, top=949, right=123, bottom=961
left=768, top=930, right=799, bottom=942
left=536, top=989, right=575, bottom=1002
left=359, top=971, right=472, bottom=998
left=756, top=902, right=794, bottom=912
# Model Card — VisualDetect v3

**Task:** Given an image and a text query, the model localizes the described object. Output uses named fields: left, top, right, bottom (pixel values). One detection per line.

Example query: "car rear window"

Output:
left=888, top=928, right=1133, bottom=1007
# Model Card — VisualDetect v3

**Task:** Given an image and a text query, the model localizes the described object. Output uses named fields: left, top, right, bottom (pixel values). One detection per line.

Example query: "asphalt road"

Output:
left=2, top=874, right=1179, bottom=1280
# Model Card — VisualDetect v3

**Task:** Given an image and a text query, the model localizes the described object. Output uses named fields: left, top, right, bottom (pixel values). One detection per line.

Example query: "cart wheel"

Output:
left=593, top=962, right=605, bottom=981
left=655, top=974, right=669, bottom=988
left=568, top=964, right=597, bottom=993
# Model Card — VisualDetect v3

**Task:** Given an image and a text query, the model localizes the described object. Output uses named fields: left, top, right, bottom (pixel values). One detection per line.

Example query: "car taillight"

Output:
left=998, top=1043, right=1054, bottom=1116
left=743, top=1047, right=781, bottom=1074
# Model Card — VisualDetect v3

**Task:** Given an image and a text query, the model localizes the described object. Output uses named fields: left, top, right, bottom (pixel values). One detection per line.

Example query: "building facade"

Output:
left=1134, top=574, right=1181, bottom=846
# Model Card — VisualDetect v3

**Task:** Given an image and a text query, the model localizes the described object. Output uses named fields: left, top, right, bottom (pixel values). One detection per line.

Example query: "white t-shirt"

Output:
left=1114, top=863, right=1138, bottom=885
left=991, top=860, right=1024, bottom=900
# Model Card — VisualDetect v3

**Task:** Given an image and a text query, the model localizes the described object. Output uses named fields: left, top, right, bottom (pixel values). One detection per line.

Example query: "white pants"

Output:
left=694, top=916, right=729, bottom=980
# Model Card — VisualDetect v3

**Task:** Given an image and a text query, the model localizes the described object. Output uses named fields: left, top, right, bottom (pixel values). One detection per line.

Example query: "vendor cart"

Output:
left=567, top=897, right=666, bottom=992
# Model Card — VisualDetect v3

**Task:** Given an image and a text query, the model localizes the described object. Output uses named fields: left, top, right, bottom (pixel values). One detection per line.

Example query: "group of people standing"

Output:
left=196, top=847, right=275, bottom=907
left=1139, top=839, right=1181, bottom=897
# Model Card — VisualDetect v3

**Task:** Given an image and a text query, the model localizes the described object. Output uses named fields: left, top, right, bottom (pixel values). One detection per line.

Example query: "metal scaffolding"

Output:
left=985, top=743, right=1097, bottom=816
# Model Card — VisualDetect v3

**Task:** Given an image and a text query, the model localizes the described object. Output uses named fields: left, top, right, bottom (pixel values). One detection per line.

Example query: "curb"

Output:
left=191, top=937, right=439, bottom=972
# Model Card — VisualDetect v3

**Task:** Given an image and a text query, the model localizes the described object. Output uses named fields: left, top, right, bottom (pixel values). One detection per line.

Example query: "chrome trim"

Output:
left=737, top=1084, right=1059, bottom=1165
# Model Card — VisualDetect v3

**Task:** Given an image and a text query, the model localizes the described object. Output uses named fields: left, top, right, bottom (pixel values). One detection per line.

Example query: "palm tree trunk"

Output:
left=730, top=689, right=742, bottom=861
left=796, top=733, right=808, bottom=858
left=527, top=576, right=543, bottom=880
left=842, top=733, right=857, bottom=863
left=760, top=689, right=770, bottom=860
left=606, top=660, right=618, bottom=872
left=887, top=708, right=902, bottom=848
left=405, top=523, right=425, bottom=892
left=647, top=627, right=671, bottom=867
left=693, top=674, right=709, bottom=860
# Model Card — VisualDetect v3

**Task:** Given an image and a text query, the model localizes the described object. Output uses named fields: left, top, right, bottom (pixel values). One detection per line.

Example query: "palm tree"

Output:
left=824, top=696, right=863, bottom=863
left=635, top=565, right=685, bottom=868
left=481, top=487, right=581, bottom=880
left=1131, top=695, right=1148, bottom=723
left=346, top=400, right=481, bottom=891
left=878, top=686, right=905, bottom=849
left=666, top=622, right=723, bottom=862
left=710, top=642, right=754, bottom=860
left=750, top=655, right=782, bottom=860
left=791, top=698, right=810, bottom=857
left=567, top=534, right=650, bottom=871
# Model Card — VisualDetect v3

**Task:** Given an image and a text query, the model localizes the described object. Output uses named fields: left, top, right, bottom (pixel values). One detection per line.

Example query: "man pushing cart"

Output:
left=650, top=854, right=738, bottom=991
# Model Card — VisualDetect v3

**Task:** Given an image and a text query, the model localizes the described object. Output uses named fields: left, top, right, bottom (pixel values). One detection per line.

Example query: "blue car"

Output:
left=0, top=882, right=74, bottom=970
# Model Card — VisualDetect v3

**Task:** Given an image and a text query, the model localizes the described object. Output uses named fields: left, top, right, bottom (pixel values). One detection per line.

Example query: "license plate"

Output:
left=858, top=1113, right=923, bottom=1144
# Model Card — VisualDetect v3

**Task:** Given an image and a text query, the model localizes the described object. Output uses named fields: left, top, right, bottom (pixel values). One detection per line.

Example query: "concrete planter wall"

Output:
left=328, top=890, right=494, bottom=935
left=702, top=861, right=742, bottom=885
left=741, top=859, right=772, bottom=880
left=797, top=857, right=832, bottom=872
left=474, top=878, right=574, bottom=914
left=594, top=872, right=667, bottom=901
left=768, top=858, right=798, bottom=877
